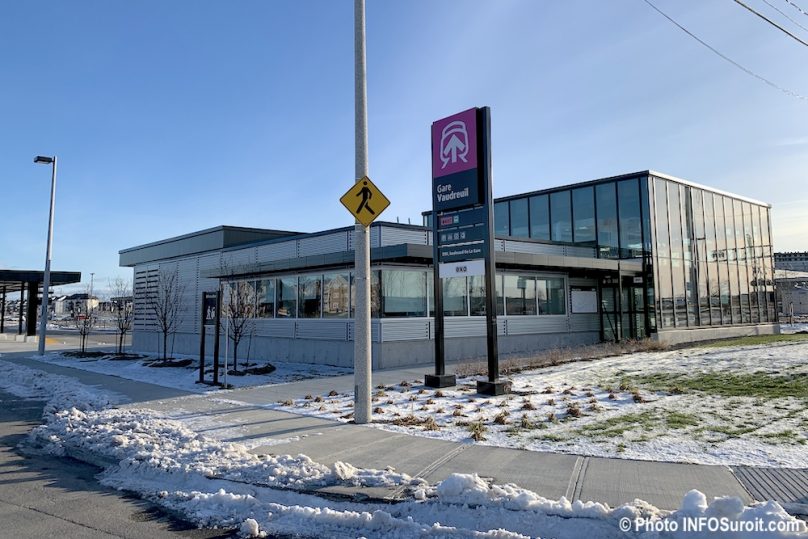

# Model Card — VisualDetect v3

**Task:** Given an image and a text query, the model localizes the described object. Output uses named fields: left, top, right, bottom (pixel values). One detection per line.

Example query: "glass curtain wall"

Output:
left=650, top=175, right=774, bottom=330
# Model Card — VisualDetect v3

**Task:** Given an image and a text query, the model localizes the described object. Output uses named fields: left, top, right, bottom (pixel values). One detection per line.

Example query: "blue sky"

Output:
left=2, top=0, right=807, bottom=295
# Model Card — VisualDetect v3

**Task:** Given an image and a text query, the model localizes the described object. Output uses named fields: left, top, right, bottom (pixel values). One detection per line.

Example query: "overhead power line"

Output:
left=784, top=0, right=808, bottom=18
left=732, top=0, right=808, bottom=48
left=762, top=0, right=808, bottom=33
left=641, top=0, right=807, bottom=101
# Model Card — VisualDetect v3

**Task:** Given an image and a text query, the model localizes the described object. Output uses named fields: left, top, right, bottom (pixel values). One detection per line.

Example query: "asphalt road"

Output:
left=0, top=388, right=236, bottom=539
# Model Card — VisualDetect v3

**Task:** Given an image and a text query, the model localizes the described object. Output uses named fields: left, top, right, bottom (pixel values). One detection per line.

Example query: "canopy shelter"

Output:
left=0, top=269, right=81, bottom=336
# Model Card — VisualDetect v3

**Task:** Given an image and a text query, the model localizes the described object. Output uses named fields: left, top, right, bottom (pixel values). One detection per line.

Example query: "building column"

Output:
left=1, top=286, right=6, bottom=333
left=18, top=286, right=24, bottom=335
left=26, top=281, right=38, bottom=337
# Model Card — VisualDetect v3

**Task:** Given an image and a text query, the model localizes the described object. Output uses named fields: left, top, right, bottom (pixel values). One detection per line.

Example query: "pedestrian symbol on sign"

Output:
left=356, top=180, right=375, bottom=216
left=339, top=175, right=391, bottom=227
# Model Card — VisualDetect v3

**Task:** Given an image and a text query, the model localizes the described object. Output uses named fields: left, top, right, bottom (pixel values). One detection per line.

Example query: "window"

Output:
left=443, top=276, right=468, bottom=316
left=504, top=275, right=537, bottom=315
left=596, top=182, right=619, bottom=258
left=256, top=278, right=275, bottom=318
left=658, top=257, right=674, bottom=328
left=541, top=278, right=566, bottom=314
left=350, top=270, right=380, bottom=318
left=469, top=275, right=487, bottom=316
left=509, top=198, right=529, bottom=237
left=529, top=195, right=550, bottom=240
left=618, top=179, right=642, bottom=258
left=381, top=270, right=426, bottom=317
left=298, top=275, right=321, bottom=318
left=654, top=178, right=670, bottom=259
left=494, top=202, right=509, bottom=237
left=668, top=184, right=682, bottom=259
left=550, top=191, right=572, bottom=242
left=323, top=272, right=349, bottom=318
left=572, top=187, right=595, bottom=244
left=276, top=276, right=297, bottom=318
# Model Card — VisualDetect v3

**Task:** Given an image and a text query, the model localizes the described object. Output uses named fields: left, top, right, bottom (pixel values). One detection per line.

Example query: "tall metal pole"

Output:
left=353, top=0, right=372, bottom=424
left=38, top=156, right=57, bottom=356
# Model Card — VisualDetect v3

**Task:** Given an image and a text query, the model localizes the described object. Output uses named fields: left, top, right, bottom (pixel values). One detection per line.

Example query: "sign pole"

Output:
left=477, top=106, right=505, bottom=394
left=198, top=291, right=206, bottom=383
left=353, top=0, right=372, bottom=424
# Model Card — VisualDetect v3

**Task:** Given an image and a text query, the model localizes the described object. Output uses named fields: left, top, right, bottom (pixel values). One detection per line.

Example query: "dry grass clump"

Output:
left=469, top=420, right=487, bottom=441
left=494, top=410, right=510, bottom=425
left=328, top=390, right=339, bottom=397
left=453, top=339, right=667, bottom=377
left=435, top=390, right=445, bottom=398
left=566, top=402, right=582, bottom=418
left=521, top=399, right=536, bottom=411
left=373, top=406, right=384, bottom=414
left=314, top=396, right=324, bottom=403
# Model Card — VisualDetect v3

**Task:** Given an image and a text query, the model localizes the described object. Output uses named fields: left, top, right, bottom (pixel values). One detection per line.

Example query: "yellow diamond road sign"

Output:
left=340, top=176, right=390, bottom=227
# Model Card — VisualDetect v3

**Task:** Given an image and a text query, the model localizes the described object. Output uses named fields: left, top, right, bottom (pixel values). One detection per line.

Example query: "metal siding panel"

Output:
left=295, top=320, right=349, bottom=340
left=255, top=241, right=297, bottom=262
left=379, top=227, right=429, bottom=247
left=503, top=240, right=566, bottom=256
left=444, top=317, right=486, bottom=338
left=570, top=314, right=600, bottom=332
left=346, top=320, right=381, bottom=342
left=370, top=227, right=381, bottom=248
left=505, top=316, right=568, bottom=335
left=253, top=319, right=296, bottom=338
left=298, top=232, right=350, bottom=257
left=379, top=319, right=430, bottom=341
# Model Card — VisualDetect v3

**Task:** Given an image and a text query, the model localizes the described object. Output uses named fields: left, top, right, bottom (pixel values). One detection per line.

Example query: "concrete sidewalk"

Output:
left=2, top=348, right=805, bottom=514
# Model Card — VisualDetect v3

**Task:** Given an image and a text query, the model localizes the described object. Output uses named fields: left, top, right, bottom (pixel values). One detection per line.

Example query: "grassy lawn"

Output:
left=617, top=371, right=807, bottom=400
left=698, top=333, right=808, bottom=348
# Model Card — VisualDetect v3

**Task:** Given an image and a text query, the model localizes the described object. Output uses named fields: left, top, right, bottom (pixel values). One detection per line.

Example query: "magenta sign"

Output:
left=431, top=108, right=477, bottom=178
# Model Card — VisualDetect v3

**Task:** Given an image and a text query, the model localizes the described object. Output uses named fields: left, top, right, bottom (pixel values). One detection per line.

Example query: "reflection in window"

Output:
left=618, top=179, right=642, bottom=257
left=381, top=270, right=426, bottom=317
left=443, top=277, right=468, bottom=316
left=494, top=202, right=509, bottom=237
left=657, top=257, right=674, bottom=328
left=596, top=182, right=619, bottom=258
left=504, top=275, right=537, bottom=315
left=298, top=275, right=321, bottom=318
left=572, top=187, right=595, bottom=244
left=256, top=278, right=275, bottom=318
left=509, top=198, right=529, bottom=237
left=350, top=270, right=380, bottom=318
left=542, top=278, right=566, bottom=314
left=654, top=178, right=670, bottom=259
left=550, top=191, right=572, bottom=242
left=277, top=277, right=297, bottom=318
left=469, top=275, right=486, bottom=316
left=323, top=272, right=349, bottom=318
left=529, top=195, right=550, bottom=240
left=668, top=184, right=682, bottom=259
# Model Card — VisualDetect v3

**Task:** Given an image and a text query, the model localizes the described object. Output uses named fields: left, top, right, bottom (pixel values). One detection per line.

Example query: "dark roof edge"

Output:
left=119, top=225, right=301, bottom=255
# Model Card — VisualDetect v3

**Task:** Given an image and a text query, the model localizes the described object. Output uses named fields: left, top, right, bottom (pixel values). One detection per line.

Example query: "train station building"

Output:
left=120, top=170, right=778, bottom=368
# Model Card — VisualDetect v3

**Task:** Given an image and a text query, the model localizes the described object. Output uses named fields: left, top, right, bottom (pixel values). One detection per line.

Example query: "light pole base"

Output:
left=425, top=373, right=456, bottom=388
left=477, top=379, right=511, bottom=396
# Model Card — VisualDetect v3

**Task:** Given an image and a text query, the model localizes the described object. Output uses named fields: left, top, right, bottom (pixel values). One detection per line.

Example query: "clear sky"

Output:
left=2, top=0, right=807, bottom=296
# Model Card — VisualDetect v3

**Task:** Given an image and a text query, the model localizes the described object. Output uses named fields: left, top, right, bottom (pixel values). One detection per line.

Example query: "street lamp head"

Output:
left=34, top=155, right=54, bottom=164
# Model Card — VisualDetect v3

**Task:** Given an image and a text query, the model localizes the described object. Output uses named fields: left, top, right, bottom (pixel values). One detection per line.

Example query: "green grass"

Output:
left=620, top=371, right=807, bottom=400
left=698, top=333, right=808, bottom=348
left=758, top=430, right=807, bottom=445
left=577, top=410, right=700, bottom=439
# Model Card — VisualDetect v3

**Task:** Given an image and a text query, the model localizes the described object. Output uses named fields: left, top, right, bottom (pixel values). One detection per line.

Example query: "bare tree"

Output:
left=222, top=279, right=256, bottom=372
left=148, top=268, right=186, bottom=359
left=73, top=289, right=97, bottom=354
left=110, top=277, right=133, bottom=355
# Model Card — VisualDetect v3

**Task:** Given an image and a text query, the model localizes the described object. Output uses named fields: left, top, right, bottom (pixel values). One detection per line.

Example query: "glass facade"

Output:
left=649, top=176, right=774, bottom=330
left=224, top=269, right=565, bottom=321
left=485, top=172, right=773, bottom=335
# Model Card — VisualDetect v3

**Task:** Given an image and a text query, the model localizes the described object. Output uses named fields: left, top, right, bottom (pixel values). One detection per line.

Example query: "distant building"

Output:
left=53, top=293, right=99, bottom=316
left=120, top=171, right=779, bottom=368
left=774, top=252, right=808, bottom=272
left=775, top=269, right=808, bottom=317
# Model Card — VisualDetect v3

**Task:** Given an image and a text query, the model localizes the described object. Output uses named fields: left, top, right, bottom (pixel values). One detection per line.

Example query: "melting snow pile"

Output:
left=1, top=359, right=805, bottom=538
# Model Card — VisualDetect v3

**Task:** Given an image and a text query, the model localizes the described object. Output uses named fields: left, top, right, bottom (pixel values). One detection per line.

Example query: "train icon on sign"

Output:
left=439, top=120, right=469, bottom=169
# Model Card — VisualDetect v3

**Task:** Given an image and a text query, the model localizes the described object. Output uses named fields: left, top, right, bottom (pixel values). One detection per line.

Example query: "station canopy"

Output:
left=0, top=269, right=82, bottom=293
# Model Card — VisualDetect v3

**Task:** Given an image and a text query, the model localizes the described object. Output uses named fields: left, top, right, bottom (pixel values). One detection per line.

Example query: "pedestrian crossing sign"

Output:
left=340, top=176, right=391, bottom=227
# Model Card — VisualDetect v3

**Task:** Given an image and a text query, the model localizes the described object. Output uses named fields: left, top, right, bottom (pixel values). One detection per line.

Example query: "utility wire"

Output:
left=784, top=0, right=808, bottom=18
left=762, top=0, right=808, bottom=32
left=732, top=0, right=808, bottom=47
left=641, top=0, right=807, bottom=101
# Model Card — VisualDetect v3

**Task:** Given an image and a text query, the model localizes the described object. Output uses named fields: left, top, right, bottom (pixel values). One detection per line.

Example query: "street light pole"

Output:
left=34, top=155, right=57, bottom=356
left=353, top=0, right=372, bottom=424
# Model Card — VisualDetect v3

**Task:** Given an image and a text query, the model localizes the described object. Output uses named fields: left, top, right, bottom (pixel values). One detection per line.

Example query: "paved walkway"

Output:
left=1, top=345, right=805, bottom=515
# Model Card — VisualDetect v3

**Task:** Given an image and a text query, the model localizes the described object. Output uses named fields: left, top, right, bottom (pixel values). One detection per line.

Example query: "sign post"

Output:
left=426, top=107, right=508, bottom=395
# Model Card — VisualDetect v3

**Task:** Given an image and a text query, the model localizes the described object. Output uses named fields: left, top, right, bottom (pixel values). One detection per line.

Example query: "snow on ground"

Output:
left=271, top=339, right=808, bottom=467
left=780, top=323, right=808, bottom=335
left=0, top=359, right=804, bottom=538
left=29, top=350, right=351, bottom=393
